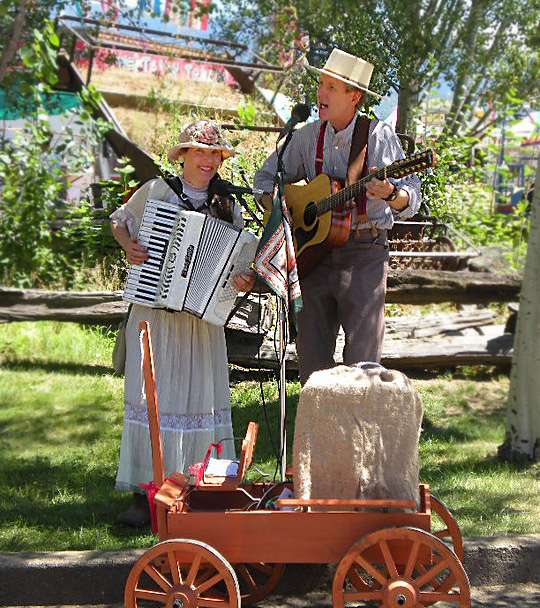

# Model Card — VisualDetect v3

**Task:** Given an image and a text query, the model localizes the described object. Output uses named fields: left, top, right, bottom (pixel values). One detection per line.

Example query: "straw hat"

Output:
left=168, top=120, right=235, bottom=161
left=308, top=48, right=382, bottom=99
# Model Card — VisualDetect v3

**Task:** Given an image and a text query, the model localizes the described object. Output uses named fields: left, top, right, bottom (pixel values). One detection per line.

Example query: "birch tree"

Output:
left=498, top=162, right=540, bottom=462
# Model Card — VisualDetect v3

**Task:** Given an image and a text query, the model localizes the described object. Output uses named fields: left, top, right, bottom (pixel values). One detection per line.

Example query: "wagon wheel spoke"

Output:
left=404, top=539, right=422, bottom=579
left=353, top=554, right=388, bottom=586
left=186, top=554, right=204, bottom=587
left=379, top=539, right=399, bottom=578
left=195, top=571, right=228, bottom=595
left=343, top=589, right=384, bottom=603
left=415, top=555, right=454, bottom=588
left=197, top=599, right=236, bottom=608
left=168, top=550, right=182, bottom=585
left=143, top=563, right=174, bottom=592
left=125, top=539, right=240, bottom=608
left=236, top=564, right=258, bottom=589
left=134, top=588, right=168, bottom=602
left=346, top=564, right=380, bottom=591
left=411, top=554, right=457, bottom=597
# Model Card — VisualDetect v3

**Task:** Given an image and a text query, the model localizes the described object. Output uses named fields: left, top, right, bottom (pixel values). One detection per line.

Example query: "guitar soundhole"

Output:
left=304, top=202, right=317, bottom=226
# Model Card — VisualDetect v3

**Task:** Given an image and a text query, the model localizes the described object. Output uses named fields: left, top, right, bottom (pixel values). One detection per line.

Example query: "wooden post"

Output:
left=138, top=320, right=168, bottom=539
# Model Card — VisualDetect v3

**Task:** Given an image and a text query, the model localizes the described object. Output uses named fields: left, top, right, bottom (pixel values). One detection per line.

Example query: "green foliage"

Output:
left=0, top=123, right=66, bottom=287
left=54, top=159, right=139, bottom=290
left=418, top=130, right=530, bottom=271
left=0, top=12, right=115, bottom=288
left=236, top=101, right=257, bottom=126
left=213, top=0, right=539, bottom=137
left=19, top=20, right=60, bottom=88
left=0, top=110, right=111, bottom=287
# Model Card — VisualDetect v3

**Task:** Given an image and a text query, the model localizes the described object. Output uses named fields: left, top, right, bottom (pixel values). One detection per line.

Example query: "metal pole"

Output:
left=279, top=299, right=287, bottom=481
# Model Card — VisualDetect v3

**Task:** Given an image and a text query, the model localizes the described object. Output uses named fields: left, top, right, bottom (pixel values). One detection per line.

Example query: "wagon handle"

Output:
left=274, top=498, right=417, bottom=510
left=139, top=320, right=170, bottom=540
left=139, top=320, right=165, bottom=488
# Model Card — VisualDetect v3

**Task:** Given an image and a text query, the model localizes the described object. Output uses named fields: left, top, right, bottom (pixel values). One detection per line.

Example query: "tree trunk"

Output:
left=444, top=0, right=482, bottom=135
left=0, top=0, right=27, bottom=85
left=499, top=160, right=540, bottom=462
left=396, top=84, right=419, bottom=138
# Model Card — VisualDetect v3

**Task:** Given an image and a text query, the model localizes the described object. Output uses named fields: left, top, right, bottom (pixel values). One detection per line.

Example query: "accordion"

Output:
left=123, top=199, right=259, bottom=326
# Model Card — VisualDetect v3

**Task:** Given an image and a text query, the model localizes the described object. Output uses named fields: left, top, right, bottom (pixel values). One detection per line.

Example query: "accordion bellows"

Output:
left=292, top=364, right=423, bottom=506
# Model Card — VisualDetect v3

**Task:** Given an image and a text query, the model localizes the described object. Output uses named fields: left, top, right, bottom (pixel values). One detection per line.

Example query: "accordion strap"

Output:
left=164, top=176, right=199, bottom=212
left=164, top=175, right=233, bottom=223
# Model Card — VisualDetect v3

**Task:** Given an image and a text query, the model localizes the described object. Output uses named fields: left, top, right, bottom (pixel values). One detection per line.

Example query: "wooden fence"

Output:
left=0, top=269, right=521, bottom=370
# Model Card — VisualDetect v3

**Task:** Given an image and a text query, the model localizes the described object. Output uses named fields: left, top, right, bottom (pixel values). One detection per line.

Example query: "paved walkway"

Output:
left=9, top=584, right=540, bottom=607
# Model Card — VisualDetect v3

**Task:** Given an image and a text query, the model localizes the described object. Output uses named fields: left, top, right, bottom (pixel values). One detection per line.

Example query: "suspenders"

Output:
left=314, top=115, right=371, bottom=221
left=314, top=121, right=327, bottom=176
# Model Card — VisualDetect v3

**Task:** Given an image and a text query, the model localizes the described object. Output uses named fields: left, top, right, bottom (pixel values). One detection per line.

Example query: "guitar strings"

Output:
left=315, top=150, right=433, bottom=217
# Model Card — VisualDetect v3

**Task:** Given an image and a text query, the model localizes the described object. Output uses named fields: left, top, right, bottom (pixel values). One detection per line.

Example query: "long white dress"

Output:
left=111, top=177, right=241, bottom=492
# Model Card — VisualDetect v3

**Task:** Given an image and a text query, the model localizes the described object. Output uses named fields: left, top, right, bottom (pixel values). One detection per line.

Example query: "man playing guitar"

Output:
left=254, top=48, right=422, bottom=385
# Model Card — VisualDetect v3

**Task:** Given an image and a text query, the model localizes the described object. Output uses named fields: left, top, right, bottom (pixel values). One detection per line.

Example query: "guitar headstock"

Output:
left=386, top=149, right=437, bottom=179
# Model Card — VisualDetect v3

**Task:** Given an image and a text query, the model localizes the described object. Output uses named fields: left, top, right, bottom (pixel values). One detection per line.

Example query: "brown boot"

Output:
left=117, top=492, right=150, bottom=526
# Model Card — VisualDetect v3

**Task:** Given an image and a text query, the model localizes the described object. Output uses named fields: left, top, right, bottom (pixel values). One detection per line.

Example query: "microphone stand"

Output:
left=274, top=128, right=296, bottom=482
left=231, top=192, right=264, bottom=229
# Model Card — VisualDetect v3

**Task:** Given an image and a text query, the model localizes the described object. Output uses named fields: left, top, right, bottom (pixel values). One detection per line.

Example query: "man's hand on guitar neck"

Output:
left=366, top=166, right=410, bottom=212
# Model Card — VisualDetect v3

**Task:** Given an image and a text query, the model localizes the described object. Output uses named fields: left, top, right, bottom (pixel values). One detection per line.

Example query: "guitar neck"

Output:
left=315, top=149, right=436, bottom=217
left=316, top=174, right=373, bottom=216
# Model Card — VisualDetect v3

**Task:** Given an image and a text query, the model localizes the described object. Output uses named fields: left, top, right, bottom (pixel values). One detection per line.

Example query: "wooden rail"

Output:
left=0, top=270, right=521, bottom=325
left=0, top=272, right=518, bottom=370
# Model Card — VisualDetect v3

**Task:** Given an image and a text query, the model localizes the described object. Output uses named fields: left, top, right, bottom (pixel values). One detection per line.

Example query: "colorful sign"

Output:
left=75, top=43, right=236, bottom=86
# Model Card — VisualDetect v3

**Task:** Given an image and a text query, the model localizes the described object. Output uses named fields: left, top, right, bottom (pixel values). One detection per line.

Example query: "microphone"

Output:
left=211, top=177, right=263, bottom=198
left=276, top=102, right=311, bottom=143
left=225, top=185, right=264, bottom=197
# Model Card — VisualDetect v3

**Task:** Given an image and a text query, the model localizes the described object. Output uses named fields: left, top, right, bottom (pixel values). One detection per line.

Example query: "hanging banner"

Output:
left=74, top=42, right=236, bottom=86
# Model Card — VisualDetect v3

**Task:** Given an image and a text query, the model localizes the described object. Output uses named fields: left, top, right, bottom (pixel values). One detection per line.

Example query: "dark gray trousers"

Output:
left=296, top=231, right=389, bottom=385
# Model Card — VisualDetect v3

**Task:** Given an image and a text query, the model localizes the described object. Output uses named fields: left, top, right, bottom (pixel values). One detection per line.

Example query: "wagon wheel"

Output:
left=333, top=527, right=470, bottom=608
left=428, top=235, right=459, bottom=271
left=124, top=538, right=240, bottom=608
left=234, top=562, right=284, bottom=605
left=430, top=493, right=464, bottom=562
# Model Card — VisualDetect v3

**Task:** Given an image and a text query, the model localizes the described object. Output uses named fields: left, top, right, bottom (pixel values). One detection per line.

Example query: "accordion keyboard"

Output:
left=124, top=200, right=179, bottom=305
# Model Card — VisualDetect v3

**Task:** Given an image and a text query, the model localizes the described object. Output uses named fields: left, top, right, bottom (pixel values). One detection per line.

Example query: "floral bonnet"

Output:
left=168, top=120, right=235, bottom=161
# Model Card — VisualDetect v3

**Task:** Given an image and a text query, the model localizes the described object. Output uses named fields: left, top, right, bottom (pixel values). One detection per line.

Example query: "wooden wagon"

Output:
left=124, top=321, right=470, bottom=608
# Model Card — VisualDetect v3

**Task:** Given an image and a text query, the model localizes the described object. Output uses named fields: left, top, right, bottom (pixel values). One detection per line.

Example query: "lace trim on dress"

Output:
left=124, top=402, right=233, bottom=431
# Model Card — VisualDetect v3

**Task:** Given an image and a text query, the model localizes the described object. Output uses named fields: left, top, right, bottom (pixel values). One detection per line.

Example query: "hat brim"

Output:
left=168, top=141, right=235, bottom=162
left=308, top=65, right=382, bottom=99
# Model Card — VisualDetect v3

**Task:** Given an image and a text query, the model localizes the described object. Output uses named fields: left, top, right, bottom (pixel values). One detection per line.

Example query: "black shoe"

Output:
left=117, top=492, right=150, bottom=526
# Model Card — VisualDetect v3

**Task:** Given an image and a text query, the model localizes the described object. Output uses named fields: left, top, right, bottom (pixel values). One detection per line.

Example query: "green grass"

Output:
left=0, top=322, right=539, bottom=552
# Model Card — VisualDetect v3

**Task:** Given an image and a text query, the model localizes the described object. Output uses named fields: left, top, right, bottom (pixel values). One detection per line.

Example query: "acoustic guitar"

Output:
left=282, top=148, right=436, bottom=278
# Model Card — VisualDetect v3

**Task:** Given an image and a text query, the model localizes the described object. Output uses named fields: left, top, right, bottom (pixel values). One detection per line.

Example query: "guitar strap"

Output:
left=348, top=115, right=371, bottom=224
left=314, top=115, right=371, bottom=223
